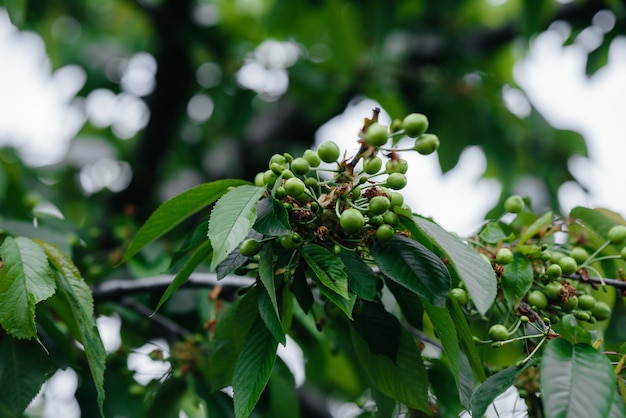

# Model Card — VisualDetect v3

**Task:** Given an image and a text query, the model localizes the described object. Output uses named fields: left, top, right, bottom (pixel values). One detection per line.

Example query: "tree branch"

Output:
left=568, top=272, right=626, bottom=292
left=92, top=273, right=255, bottom=303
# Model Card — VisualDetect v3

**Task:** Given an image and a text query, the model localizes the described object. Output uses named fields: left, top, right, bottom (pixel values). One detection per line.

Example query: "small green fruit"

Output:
left=561, top=295, right=578, bottom=312
left=369, top=215, right=384, bottom=227
left=239, top=239, right=261, bottom=256
left=270, top=162, right=286, bottom=175
left=369, top=196, right=391, bottom=215
left=390, top=119, right=403, bottom=133
left=332, top=243, right=342, bottom=255
left=363, top=156, right=383, bottom=174
left=621, top=246, right=626, bottom=260
left=375, top=224, right=395, bottom=241
left=263, top=170, right=278, bottom=186
left=291, top=157, right=310, bottom=175
left=558, top=256, right=578, bottom=275
left=413, top=133, right=440, bottom=155
left=303, top=149, right=321, bottom=167
left=570, top=247, right=589, bottom=264
left=574, top=310, right=591, bottom=322
left=388, top=191, right=404, bottom=208
left=254, top=172, right=265, bottom=187
left=317, top=141, right=341, bottom=163
left=279, top=234, right=301, bottom=250
left=385, top=159, right=408, bottom=174
left=608, top=225, right=626, bottom=244
left=402, top=113, right=429, bottom=138
left=450, top=288, right=468, bottom=305
left=546, top=264, right=562, bottom=280
left=545, top=281, right=563, bottom=300
left=365, top=123, right=389, bottom=147
left=577, top=294, right=596, bottom=311
left=495, top=248, right=513, bottom=264
left=488, top=324, right=509, bottom=342
left=340, top=208, right=365, bottom=232
left=305, top=177, right=318, bottom=188
left=269, top=154, right=287, bottom=166
left=527, top=290, right=548, bottom=309
left=382, top=211, right=399, bottom=226
left=284, top=178, right=305, bottom=197
left=386, top=173, right=407, bottom=190
left=504, top=195, right=524, bottom=213
left=592, top=301, right=611, bottom=320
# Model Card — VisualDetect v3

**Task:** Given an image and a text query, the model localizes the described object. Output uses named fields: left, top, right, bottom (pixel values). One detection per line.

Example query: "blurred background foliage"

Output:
left=1, top=0, right=626, bottom=416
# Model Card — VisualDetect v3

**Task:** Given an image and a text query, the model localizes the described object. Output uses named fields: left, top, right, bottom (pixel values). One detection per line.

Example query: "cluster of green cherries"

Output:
left=471, top=195, right=626, bottom=345
left=239, top=111, right=440, bottom=255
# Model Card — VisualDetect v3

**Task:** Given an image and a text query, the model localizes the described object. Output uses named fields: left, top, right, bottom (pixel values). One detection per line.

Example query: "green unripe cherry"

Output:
left=369, top=215, right=384, bottom=227
left=621, top=246, right=626, bottom=260
left=239, top=239, right=261, bottom=256
left=546, top=263, right=562, bottom=279
left=390, top=118, right=403, bottom=133
left=375, top=224, right=395, bottom=241
left=386, top=173, right=407, bottom=190
left=608, top=225, right=626, bottom=244
left=270, top=162, right=286, bottom=175
left=388, top=191, right=404, bottom=208
left=263, top=170, right=278, bottom=186
left=303, top=149, right=321, bottom=167
left=365, top=123, right=389, bottom=147
left=450, top=288, right=468, bottom=305
left=577, top=294, right=596, bottom=311
left=545, top=281, right=563, bottom=300
left=254, top=172, right=265, bottom=187
left=305, top=177, right=318, bottom=188
left=369, top=196, right=391, bottom=215
left=363, top=156, right=383, bottom=174
left=284, top=178, right=305, bottom=197
left=332, top=243, right=342, bottom=255
left=382, top=211, right=399, bottom=226
left=385, top=159, right=408, bottom=174
left=488, top=324, right=509, bottom=342
left=281, top=169, right=294, bottom=179
left=561, top=295, right=578, bottom=312
left=558, top=256, right=578, bottom=275
left=527, top=290, right=548, bottom=310
left=413, top=133, right=440, bottom=155
left=279, top=234, right=301, bottom=250
left=402, top=113, right=429, bottom=138
left=495, top=248, right=513, bottom=264
left=317, top=141, right=341, bottom=163
left=269, top=153, right=287, bottom=167
left=570, top=247, right=590, bottom=264
left=504, top=195, right=524, bottom=213
left=340, top=208, right=365, bottom=232
left=291, top=157, right=310, bottom=175
left=592, top=301, right=611, bottom=320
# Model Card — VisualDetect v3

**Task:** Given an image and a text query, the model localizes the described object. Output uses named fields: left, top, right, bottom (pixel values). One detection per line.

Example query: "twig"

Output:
left=118, top=297, right=192, bottom=340
left=568, top=272, right=626, bottom=292
left=92, top=273, right=255, bottom=303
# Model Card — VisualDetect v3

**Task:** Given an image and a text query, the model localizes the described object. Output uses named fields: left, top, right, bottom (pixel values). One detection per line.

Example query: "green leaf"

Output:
left=541, top=339, right=615, bottom=418
left=208, top=185, right=266, bottom=271
left=0, top=236, right=55, bottom=339
left=36, top=240, right=106, bottom=418
left=556, top=314, right=592, bottom=345
left=154, top=239, right=212, bottom=313
left=501, top=252, right=533, bottom=307
left=217, top=230, right=262, bottom=280
left=413, top=216, right=496, bottom=315
left=145, top=376, right=186, bottom=418
left=570, top=206, right=622, bottom=240
left=300, top=244, right=349, bottom=299
left=122, top=180, right=248, bottom=264
left=253, top=197, right=291, bottom=236
left=338, top=248, right=377, bottom=302
left=257, top=281, right=286, bottom=345
left=422, top=300, right=460, bottom=390
left=518, top=210, right=553, bottom=244
left=291, top=265, right=314, bottom=314
left=232, top=317, right=278, bottom=418
left=371, top=234, right=450, bottom=307
left=478, top=222, right=514, bottom=244
left=352, top=301, right=401, bottom=361
left=448, top=298, right=486, bottom=382
left=4, top=0, right=27, bottom=26
left=259, top=244, right=280, bottom=320
left=308, top=267, right=357, bottom=319
left=350, top=325, right=430, bottom=414
left=471, top=363, right=532, bottom=418
left=0, top=337, right=53, bottom=416
left=385, top=278, right=424, bottom=330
